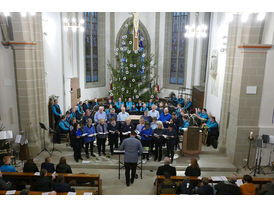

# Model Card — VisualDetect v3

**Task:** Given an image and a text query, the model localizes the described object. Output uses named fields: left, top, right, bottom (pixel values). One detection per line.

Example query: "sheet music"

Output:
left=0, top=131, right=13, bottom=140
left=82, top=133, right=88, bottom=136
left=88, top=133, right=97, bottom=137
left=221, top=176, right=228, bottom=181
left=5, top=190, right=16, bottom=195
left=84, top=192, right=93, bottom=195
left=82, top=160, right=90, bottom=164
left=67, top=192, right=76, bottom=195
left=15, top=135, right=22, bottom=143
left=98, top=132, right=108, bottom=135
left=236, top=179, right=243, bottom=187
left=42, top=192, right=49, bottom=195
left=211, top=176, right=224, bottom=181
left=122, top=131, right=131, bottom=135
left=34, top=172, right=40, bottom=176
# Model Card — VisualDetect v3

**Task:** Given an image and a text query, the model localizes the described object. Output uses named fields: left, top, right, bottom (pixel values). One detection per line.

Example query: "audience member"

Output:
left=23, top=158, right=39, bottom=173
left=41, top=157, right=55, bottom=173
left=56, top=157, right=72, bottom=173
left=156, top=157, right=176, bottom=177
left=53, top=174, right=74, bottom=193
left=214, top=174, right=241, bottom=195
left=0, top=156, right=16, bottom=172
left=258, top=177, right=274, bottom=195
left=195, top=177, right=213, bottom=195
left=34, top=169, right=55, bottom=192
left=185, top=158, right=201, bottom=177
left=240, top=175, right=256, bottom=195
left=176, top=177, right=194, bottom=194
left=0, top=169, right=13, bottom=190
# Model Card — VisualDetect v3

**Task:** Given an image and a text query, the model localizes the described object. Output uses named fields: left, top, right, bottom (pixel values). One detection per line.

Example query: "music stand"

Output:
left=250, top=138, right=265, bottom=176
left=49, top=128, right=61, bottom=156
left=37, top=123, right=51, bottom=156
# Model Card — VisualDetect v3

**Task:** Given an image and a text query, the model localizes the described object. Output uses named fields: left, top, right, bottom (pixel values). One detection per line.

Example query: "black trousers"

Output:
left=85, top=141, right=94, bottom=156
left=108, top=133, right=118, bottom=154
left=166, top=140, right=175, bottom=162
left=154, top=138, right=163, bottom=161
left=141, top=140, right=151, bottom=160
left=124, top=162, right=137, bottom=185
left=73, top=140, right=82, bottom=161
left=54, top=115, right=61, bottom=129
left=97, top=138, right=106, bottom=155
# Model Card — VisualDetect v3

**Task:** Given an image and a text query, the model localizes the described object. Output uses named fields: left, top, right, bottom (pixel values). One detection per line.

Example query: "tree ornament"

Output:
left=134, top=50, right=138, bottom=54
left=120, top=47, right=123, bottom=51
left=134, top=64, right=136, bottom=67
left=115, top=52, right=118, bottom=56
left=134, top=89, right=137, bottom=93
left=132, top=79, right=135, bottom=82
left=142, top=66, right=145, bottom=70
left=130, top=64, right=133, bottom=67
left=142, top=53, right=146, bottom=57
left=126, top=90, right=128, bottom=93
left=113, top=87, right=116, bottom=90
left=129, top=41, right=132, bottom=45
left=122, top=88, right=125, bottom=91
left=126, top=71, right=129, bottom=74
left=151, top=95, right=154, bottom=98
left=127, top=50, right=131, bottom=54
left=123, top=77, right=126, bottom=80
left=136, top=95, right=139, bottom=98
left=124, top=34, right=127, bottom=39
left=110, top=93, right=113, bottom=96
left=116, top=48, right=119, bottom=51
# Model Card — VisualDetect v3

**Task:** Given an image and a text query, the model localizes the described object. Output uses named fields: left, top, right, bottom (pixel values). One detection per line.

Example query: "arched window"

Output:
left=116, top=17, right=151, bottom=64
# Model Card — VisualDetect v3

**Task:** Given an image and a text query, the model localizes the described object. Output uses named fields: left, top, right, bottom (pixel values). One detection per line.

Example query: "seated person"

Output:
left=82, top=109, right=93, bottom=125
left=41, top=157, right=55, bottom=173
left=0, top=169, right=13, bottom=190
left=115, top=97, right=124, bottom=111
left=76, top=101, right=84, bottom=120
left=136, top=99, right=143, bottom=111
left=57, top=115, right=70, bottom=144
left=148, top=104, right=160, bottom=120
left=240, top=174, right=256, bottom=195
left=139, top=103, right=149, bottom=112
left=0, top=156, right=16, bottom=172
left=195, top=108, right=208, bottom=123
left=65, top=111, right=72, bottom=123
left=136, top=117, right=145, bottom=133
left=157, top=102, right=164, bottom=115
left=23, top=158, right=39, bottom=173
left=258, top=177, right=274, bottom=195
left=156, top=157, right=176, bottom=177
left=214, top=174, right=241, bottom=195
left=158, top=108, right=172, bottom=128
left=184, top=98, right=192, bottom=111
left=176, top=104, right=182, bottom=117
left=171, top=112, right=181, bottom=130
left=34, top=169, right=55, bottom=192
left=56, top=157, right=72, bottom=173
left=91, top=98, right=99, bottom=109
left=176, top=177, right=194, bottom=195
left=94, top=106, right=107, bottom=123
left=150, top=117, right=158, bottom=130
left=179, top=115, right=190, bottom=131
left=129, top=103, right=138, bottom=114
left=83, top=100, right=91, bottom=112
left=106, top=104, right=113, bottom=115
left=195, top=177, right=213, bottom=195
left=117, top=107, right=130, bottom=122
left=141, top=110, right=152, bottom=123
left=126, top=97, right=133, bottom=111
left=53, top=174, right=74, bottom=193
left=185, top=158, right=201, bottom=177
left=177, top=97, right=184, bottom=105
left=107, top=108, right=118, bottom=122
left=107, top=98, right=114, bottom=107
left=147, top=98, right=154, bottom=110
left=158, top=172, right=176, bottom=195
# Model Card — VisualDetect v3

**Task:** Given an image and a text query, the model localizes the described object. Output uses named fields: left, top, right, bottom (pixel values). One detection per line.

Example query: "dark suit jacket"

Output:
left=23, top=162, right=39, bottom=173
left=185, top=166, right=201, bottom=177
left=41, top=162, right=55, bottom=173
left=156, top=165, right=176, bottom=177
left=214, top=181, right=241, bottom=195
left=196, top=184, right=214, bottom=195
left=56, top=163, right=72, bottom=173
left=34, top=176, right=53, bottom=192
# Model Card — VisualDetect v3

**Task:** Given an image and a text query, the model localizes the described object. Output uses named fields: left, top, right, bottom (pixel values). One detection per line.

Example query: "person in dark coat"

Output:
left=156, top=157, right=176, bottom=177
left=0, top=169, right=13, bottom=190
left=108, top=117, right=119, bottom=154
left=153, top=121, right=166, bottom=161
left=53, top=174, right=74, bottom=193
left=214, top=174, right=241, bottom=195
left=56, top=157, right=72, bottom=173
left=71, top=123, right=83, bottom=162
left=195, top=177, right=213, bottom=195
left=258, top=178, right=274, bottom=195
left=185, top=158, right=201, bottom=177
left=41, top=157, right=55, bottom=173
left=23, top=158, right=39, bottom=173
left=34, top=169, right=55, bottom=191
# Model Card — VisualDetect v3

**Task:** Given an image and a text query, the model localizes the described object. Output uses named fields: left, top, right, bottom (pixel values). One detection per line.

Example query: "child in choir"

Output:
left=83, top=119, right=96, bottom=158
left=96, top=118, right=108, bottom=156
left=108, top=117, right=119, bottom=154
left=140, top=122, right=153, bottom=163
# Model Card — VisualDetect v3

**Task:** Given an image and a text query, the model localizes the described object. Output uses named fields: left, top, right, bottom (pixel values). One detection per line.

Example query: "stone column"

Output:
left=218, top=14, right=271, bottom=166
left=10, top=13, right=48, bottom=156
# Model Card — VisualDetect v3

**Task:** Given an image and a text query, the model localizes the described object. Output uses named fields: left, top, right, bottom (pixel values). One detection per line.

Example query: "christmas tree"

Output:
left=108, top=20, right=157, bottom=103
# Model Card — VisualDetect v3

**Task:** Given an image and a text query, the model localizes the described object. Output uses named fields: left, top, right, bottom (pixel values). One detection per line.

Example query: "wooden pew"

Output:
left=2, top=172, right=102, bottom=195
left=0, top=190, right=95, bottom=195
left=155, top=175, right=273, bottom=195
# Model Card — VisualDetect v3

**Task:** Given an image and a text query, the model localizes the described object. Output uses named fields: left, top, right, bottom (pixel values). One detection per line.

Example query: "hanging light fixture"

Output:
left=63, top=16, right=85, bottom=32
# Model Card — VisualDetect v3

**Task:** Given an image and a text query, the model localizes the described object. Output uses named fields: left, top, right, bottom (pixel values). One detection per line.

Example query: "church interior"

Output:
left=0, top=7, right=274, bottom=197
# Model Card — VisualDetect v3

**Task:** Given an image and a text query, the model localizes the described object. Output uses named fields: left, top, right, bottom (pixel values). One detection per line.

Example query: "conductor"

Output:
left=119, top=131, right=143, bottom=187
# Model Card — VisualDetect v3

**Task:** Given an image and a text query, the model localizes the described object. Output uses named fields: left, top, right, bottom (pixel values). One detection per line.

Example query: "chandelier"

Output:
left=63, top=17, right=85, bottom=32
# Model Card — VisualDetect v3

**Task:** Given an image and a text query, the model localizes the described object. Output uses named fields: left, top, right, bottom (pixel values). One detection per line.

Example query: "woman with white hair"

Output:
left=153, top=121, right=166, bottom=162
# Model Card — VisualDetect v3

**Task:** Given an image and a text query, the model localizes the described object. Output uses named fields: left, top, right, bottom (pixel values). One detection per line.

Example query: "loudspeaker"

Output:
left=262, top=134, right=269, bottom=144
